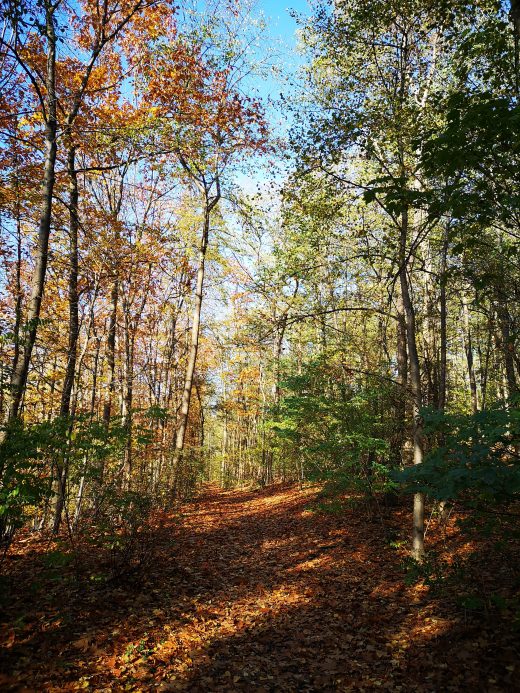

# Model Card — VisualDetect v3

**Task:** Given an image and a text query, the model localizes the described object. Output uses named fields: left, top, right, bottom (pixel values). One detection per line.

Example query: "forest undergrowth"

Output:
left=1, top=483, right=519, bottom=692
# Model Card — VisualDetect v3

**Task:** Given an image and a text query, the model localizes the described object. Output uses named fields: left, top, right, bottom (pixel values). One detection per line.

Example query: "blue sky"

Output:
left=255, top=0, right=310, bottom=98
left=258, top=0, right=308, bottom=39
left=231, top=1, right=312, bottom=193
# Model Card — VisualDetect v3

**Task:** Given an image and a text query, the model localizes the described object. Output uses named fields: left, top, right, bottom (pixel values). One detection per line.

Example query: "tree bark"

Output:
left=11, top=149, right=23, bottom=390
left=52, top=145, right=80, bottom=533
left=4, top=1, right=57, bottom=429
left=511, top=0, right=520, bottom=95
left=122, top=298, right=135, bottom=487
left=462, top=298, right=479, bottom=414
left=399, top=205, right=425, bottom=561
left=496, top=298, right=518, bottom=399
left=438, top=230, right=448, bottom=412
left=103, top=278, right=119, bottom=427
left=395, top=291, right=408, bottom=466
left=60, top=146, right=80, bottom=418
left=172, top=199, right=215, bottom=487
left=422, top=244, right=438, bottom=408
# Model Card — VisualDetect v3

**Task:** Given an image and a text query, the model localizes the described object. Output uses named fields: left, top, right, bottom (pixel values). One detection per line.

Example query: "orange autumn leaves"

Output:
left=2, top=0, right=267, bottom=180
left=142, top=40, right=269, bottom=165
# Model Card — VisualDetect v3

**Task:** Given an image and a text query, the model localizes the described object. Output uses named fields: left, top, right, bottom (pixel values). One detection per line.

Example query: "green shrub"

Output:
left=266, top=356, right=395, bottom=504
left=0, top=419, right=60, bottom=553
left=85, top=487, right=155, bottom=584
left=395, top=404, right=520, bottom=508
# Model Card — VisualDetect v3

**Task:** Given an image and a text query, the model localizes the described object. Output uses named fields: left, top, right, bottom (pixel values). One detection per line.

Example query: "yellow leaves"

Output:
left=18, top=114, right=42, bottom=128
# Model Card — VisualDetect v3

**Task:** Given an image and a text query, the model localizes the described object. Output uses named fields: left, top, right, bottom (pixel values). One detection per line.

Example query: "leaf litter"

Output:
left=1, top=483, right=519, bottom=691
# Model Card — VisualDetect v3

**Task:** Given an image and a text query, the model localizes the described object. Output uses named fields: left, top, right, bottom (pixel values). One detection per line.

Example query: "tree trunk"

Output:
left=172, top=204, right=212, bottom=486
left=399, top=205, right=425, bottom=561
left=496, top=298, right=518, bottom=399
left=52, top=145, right=80, bottom=533
left=122, top=303, right=134, bottom=487
left=74, top=332, right=101, bottom=528
left=265, top=319, right=286, bottom=485
left=395, top=291, right=408, bottom=466
left=438, top=230, right=448, bottom=412
left=462, top=298, right=479, bottom=414
left=103, top=278, right=119, bottom=426
left=511, top=0, right=520, bottom=95
left=11, top=157, right=23, bottom=391
left=60, top=146, right=80, bottom=418
left=4, top=2, right=57, bottom=429
left=422, top=244, right=438, bottom=407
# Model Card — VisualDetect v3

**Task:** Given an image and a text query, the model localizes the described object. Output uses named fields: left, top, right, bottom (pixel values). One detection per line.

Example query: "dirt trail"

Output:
left=0, top=484, right=517, bottom=691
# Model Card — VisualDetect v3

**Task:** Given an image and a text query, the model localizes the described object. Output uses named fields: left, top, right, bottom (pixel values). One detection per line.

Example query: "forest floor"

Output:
left=1, top=483, right=519, bottom=692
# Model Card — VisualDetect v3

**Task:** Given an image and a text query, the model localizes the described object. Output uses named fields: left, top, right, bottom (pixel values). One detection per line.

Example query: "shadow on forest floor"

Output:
left=0, top=483, right=519, bottom=691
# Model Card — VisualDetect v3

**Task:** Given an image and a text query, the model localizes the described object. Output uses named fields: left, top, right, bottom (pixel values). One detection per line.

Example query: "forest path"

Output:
left=0, top=484, right=513, bottom=691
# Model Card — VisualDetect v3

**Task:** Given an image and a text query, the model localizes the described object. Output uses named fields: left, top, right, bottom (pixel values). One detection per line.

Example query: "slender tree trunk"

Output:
left=479, top=316, right=493, bottom=409
left=438, top=230, right=448, bottom=412
left=122, top=305, right=134, bottom=487
left=399, top=205, right=425, bottom=561
left=423, top=244, right=438, bottom=407
left=462, top=298, right=479, bottom=414
left=272, top=324, right=285, bottom=406
left=172, top=204, right=212, bottom=486
left=511, top=0, right=520, bottom=95
left=395, top=291, right=408, bottom=466
left=195, top=383, right=204, bottom=448
left=11, top=157, right=23, bottom=388
left=103, top=278, right=119, bottom=426
left=52, top=145, right=80, bottom=533
left=221, top=369, right=228, bottom=486
left=74, top=334, right=101, bottom=528
left=265, top=320, right=286, bottom=485
left=435, top=231, right=450, bottom=520
left=60, top=146, right=80, bottom=418
left=497, top=302, right=518, bottom=399
left=3, top=3, right=57, bottom=430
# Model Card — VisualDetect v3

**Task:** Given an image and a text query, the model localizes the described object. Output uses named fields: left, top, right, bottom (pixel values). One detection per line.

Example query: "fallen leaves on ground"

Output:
left=1, top=484, right=519, bottom=691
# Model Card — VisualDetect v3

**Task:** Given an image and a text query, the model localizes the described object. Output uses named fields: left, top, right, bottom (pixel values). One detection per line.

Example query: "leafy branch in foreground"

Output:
left=395, top=404, right=520, bottom=509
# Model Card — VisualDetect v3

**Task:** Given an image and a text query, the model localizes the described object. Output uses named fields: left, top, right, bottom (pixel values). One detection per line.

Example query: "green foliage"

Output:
left=42, top=548, right=75, bottom=569
left=172, top=447, right=207, bottom=499
left=421, top=94, right=520, bottom=230
left=83, top=487, right=155, bottom=584
left=267, top=357, right=395, bottom=500
left=0, top=415, right=128, bottom=550
left=0, top=419, right=60, bottom=551
left=403, top=553, right=464, bottom=591
left=395, top=404, right=520, bottom=506
left=404, top=547, right=520, bottom=625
